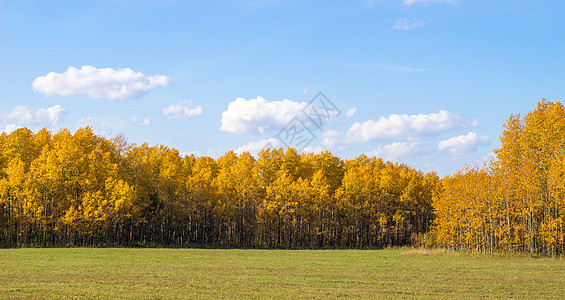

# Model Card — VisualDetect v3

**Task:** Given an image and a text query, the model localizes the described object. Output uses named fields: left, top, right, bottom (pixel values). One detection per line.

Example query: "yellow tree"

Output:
left=308, top=169, right=331, bottom=247
left=186, top=156, right=218, bottom=245
left=433, top=99, right=565, bottom=255
left=265, top=167, right=295, bottom=247
left=215, top=151, right=261, bottom=246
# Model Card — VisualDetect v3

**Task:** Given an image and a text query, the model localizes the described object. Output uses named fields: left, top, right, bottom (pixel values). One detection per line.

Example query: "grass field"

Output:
left=1, top=248, right=564, bottom=299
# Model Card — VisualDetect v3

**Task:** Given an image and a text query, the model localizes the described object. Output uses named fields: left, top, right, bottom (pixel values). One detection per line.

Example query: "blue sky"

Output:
left=2, top=0, right=564, bottom=175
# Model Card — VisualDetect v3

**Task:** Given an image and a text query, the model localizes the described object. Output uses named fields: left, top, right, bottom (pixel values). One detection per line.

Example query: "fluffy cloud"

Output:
left=402, top=0, right=454, bottom=5
left=76, top=117, right=96, bottom=128
left=438, top=132, right=489, bottom=155
left=4, top=105, right=66, bottom=127
left=345, top=107, right=357, bottom=117
left=8, top=106, right=33, bottom=123
left=220, top=96, right=307, bottom=134
left=345, top=110, right=471, bottom=143
left=32, top=65, right=169, bottom=100
left=391, top=18, right=425, bottom=31
left=36, top=105, right=66, bottom=125
left=234, top=138, right=280, bottom=155
left=129, top=116, right=151, bottom=126
left=302, top=145, right=325, bottom=154
left=162, top=100, right=202, bottom=119
left=1, top=124, right=20, bottom=134
left=320, top=130, right=349, bottom=151
left=366, top=142, right=421, bottom=161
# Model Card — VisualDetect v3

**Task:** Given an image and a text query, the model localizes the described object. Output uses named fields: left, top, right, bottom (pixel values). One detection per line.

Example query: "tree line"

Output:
left=3, top=99, right=563, bottom=255
left=0, top=127, right=438, bottom=248
left=431, top=99, right=565, bottom=256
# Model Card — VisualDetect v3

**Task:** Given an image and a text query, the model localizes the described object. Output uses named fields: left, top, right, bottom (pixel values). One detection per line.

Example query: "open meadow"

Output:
left=0, top=248, right=564, bottom=299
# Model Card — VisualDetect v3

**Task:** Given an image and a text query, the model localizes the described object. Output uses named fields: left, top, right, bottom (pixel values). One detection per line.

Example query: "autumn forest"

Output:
left=1, top=100, right=564, bottom=256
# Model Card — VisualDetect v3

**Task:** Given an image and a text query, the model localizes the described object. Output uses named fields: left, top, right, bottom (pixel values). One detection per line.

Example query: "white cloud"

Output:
left=220, top=96, right=307, bottom=134
left=32, top=65, right=169, bottom=100
left=1, top=124, right=20, bottom=134
left=3, top=105, right=66, bottom=127
left=345, top=107, right=357, bottom=117
left=391, top=18, right=425, bottom=31
left=438, top=132, right=489, bottom=155
left=345, top=110, right=471, bottom=143
left=234, top=138, right=280, bottom=155
left=162, top=100, right=202, bottom=119
left=8, top=106, right=33, bottom=123
left=1, top=105, right=64, bottom=133
left=77, top=117, right=96, bottom=128
left=36, top=105, right=65, bottom=126
left=302, top=145, right=324, bottom=154
left=402, top=0, right=454, bottom=5
left=130, top=116, right=151, bottom=126
left=321, top=130, right=348, bottom=150
left=367, top=142, right=421, bottom=161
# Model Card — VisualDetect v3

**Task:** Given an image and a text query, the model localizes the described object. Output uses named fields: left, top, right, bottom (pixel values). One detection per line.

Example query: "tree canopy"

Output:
left=2, top=99, right=563, bottom=255
left=432, top=99, right=565, bottom=255
left=0, top=128, right=437, bottom=248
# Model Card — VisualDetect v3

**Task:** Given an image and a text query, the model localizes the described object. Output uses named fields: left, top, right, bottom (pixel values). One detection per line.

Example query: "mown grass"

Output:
left=0, top=248, right=564, bottom=299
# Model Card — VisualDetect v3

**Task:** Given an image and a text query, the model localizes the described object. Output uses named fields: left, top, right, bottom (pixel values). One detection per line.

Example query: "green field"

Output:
left=0, top=248, right=564, bottom=299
